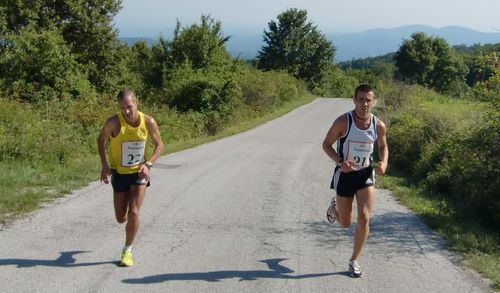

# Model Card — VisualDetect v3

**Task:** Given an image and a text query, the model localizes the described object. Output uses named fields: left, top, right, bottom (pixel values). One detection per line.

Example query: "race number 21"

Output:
left=347, top=140, right=373, bottom=169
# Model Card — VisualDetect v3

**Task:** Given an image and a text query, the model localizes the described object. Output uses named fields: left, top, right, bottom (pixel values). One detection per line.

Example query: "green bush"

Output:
left=385, top=84, right=500, bottom=230
left=423, top=106, right=500, bottom=227
left=311, top=65, right=358, bottom=97
left=0, top=98, right=83, bottom=163
left=172, top=79, right=241, bottom=114
left=386, top=112, right=426, bottom=173
left=0, top=26, right=95, bottom=101
left=171, top=78, right=242, bottom=134
left=470, top=52, right=500, bottom=102
left=140, top=104, right=206, bottom=142
left=235, top=66, right=305, bottom=112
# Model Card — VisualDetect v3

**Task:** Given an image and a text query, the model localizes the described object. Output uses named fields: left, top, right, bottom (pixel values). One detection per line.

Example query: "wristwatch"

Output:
left=145, top=161, right=153, bottom=169
left=336, top=159, right=343, bottom=167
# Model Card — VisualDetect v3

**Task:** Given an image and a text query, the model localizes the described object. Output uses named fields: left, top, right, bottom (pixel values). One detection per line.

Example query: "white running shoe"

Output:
left=349, top=260, right=363, bottom=278
left=326, top=197, right=337, bottom=224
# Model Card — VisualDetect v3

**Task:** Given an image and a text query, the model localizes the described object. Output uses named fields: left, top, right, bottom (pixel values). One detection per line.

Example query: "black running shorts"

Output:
left=111, top=169, right=150, bottom=193
left=330, top=166, right=374, bottom=197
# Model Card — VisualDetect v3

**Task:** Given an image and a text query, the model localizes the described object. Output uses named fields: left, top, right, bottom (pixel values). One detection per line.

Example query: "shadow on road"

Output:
left=302, top=211, right=446, bottom=257
left=122, top=258, right=347, bottom=284
left=0, top=251, right=117, bottom=268
left=152, top=163, right=183, bottom=169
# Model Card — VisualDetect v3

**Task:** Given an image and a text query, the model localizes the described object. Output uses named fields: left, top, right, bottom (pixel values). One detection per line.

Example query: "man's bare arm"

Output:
left=145, top=115, right=164, bottom=164
left=97, top=116, right=117, bottom=183
left=322, top=115, right=354, bottom=172
left=375, top=120, right=389, bottom=174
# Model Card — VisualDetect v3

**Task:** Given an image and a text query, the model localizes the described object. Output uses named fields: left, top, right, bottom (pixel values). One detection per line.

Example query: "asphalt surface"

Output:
left=0, top=98, right=493, bottom=292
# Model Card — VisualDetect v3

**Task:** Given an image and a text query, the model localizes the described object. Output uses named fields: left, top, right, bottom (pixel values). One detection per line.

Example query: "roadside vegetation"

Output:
left=0, top=1, right=498, bottom=289
left=375, top=83, right=499, bottom=289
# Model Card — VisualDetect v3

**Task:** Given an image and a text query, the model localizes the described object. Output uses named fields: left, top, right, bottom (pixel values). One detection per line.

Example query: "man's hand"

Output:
left=340, top=160, right=356, bottom=173
left=138, top=164, right=150, bottom=179
left=100, top=165, right=111, bottom=184
left=374, top=161, right=387, bottom=175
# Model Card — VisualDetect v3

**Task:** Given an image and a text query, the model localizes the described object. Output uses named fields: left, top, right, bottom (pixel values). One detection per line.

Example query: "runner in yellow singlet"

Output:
left=97, top=90, right=164, bottom=267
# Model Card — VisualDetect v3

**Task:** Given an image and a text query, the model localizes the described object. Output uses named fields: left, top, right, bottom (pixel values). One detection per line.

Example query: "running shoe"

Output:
left=120, top=251, right=133, bottom=267
left=349, top=260, right=363, bottom=277
left=326, top=197, right=337, bottom=224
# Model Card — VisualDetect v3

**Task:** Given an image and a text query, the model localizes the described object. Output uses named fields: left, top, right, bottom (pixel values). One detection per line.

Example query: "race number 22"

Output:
left=121, top=141, right=146, bottom=167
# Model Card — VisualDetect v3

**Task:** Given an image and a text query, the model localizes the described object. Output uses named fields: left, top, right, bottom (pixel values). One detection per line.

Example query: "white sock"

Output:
left=123, top=245, right=132, bottom=253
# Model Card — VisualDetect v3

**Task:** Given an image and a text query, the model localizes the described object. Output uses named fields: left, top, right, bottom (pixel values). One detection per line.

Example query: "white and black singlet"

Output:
left=330, top=111, right=378, bottom=197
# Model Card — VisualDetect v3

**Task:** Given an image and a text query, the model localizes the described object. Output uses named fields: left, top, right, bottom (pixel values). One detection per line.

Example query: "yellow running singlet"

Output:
left=109, top=112, right=148, bottom=174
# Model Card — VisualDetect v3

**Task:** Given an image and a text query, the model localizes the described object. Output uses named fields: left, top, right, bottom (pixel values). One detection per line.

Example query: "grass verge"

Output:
left=377, top=174, right=500, bottom=290
left=0, top=158, right=100, bottom=224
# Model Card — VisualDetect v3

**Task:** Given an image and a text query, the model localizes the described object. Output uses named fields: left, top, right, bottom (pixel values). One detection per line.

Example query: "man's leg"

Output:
left=335, top=195, right=355, bottom=228
left=113, top=192, right=129, bottom=223
left=125, top=184, right=146, bottom=246
left=350, top=186, right=375, bottom=261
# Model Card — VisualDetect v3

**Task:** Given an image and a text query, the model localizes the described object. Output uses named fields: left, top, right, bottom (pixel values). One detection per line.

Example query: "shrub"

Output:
left=385, top=84, right=500, bottom=230
left=423, top=105, right=500, bottom=228
left=311, top=65, right=358, bottom=97
left=387, top=112, right=425, bottom=173
left=172, top=79, right=241, bottom=114
left=0, top=98, right=83, bottom=163
left=0, top=26, right=95, bottom=101
left=235, top=66, right=305, bottom=112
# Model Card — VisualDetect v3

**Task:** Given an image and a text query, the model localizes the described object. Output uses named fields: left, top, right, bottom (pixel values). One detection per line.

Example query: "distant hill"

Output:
left=119, top=25, right=500, bottom=62
left=329, top=25, right=500, bottom=62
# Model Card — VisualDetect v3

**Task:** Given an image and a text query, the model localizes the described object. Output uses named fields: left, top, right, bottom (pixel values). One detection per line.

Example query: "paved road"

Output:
left=0, top=98, right=492, bottom=292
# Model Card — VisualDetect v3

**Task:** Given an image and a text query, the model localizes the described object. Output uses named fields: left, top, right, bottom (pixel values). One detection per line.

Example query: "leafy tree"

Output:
left=134, top=15, right=234, bottom=105
left=120, top=39, right=167, bottom=100
left=0, top=26, right=93, bottom=101
left=454, top=43, right=500, bottom=67
left=471, top=52, right=500, bottom=101
left=370, top=61, right=396, bottom=82
left=162, top=16, right=237, bottom=112
left=451, top=43, right=499, bottom=88
left=394, top=32, right=467, bottom=93
left=394, top=32, right=438, bottom=85
left=171, top=15, right=232, bottom=72
left=467, top=51, right=499, bottom=86
left=429, top=38, right=468, bottom=93
left=0, top=0, right=123, bottom=93
left=257, top=8, right=335, bottom=85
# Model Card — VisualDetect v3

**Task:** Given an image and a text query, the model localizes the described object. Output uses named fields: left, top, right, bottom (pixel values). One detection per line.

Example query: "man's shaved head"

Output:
left=117, top=90, right=136, bottom=102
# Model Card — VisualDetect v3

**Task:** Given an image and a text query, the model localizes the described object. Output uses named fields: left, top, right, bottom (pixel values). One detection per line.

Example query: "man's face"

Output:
left=118, top=96, right=138, bottom=122
left=353, top=90, right=375, bottom=114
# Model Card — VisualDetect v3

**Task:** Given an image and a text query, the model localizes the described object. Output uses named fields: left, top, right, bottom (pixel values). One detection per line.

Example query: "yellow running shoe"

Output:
left=120, top=251, right=133, bottom=267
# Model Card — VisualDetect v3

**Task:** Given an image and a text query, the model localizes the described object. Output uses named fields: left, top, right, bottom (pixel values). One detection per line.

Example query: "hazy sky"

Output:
left=114, top=0, right=500, bottom=37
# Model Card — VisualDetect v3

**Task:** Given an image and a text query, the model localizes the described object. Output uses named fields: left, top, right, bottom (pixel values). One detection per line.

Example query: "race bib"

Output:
left=121, top=141, right=146, bottom=167
left=347, top=140, right=373, bottom=170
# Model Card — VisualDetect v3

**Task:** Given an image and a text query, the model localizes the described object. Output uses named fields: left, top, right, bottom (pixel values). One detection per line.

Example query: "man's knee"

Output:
left=357, top=213, right=370, bottom=227
left=116, top=209, right=139, bottom=223
left=115, top=213, right=127, bottom=223
left=337, top=215, right=353, bottom=228
left=338, top=221, right=352, bottom=229
left=127, top=209, right=140, bottom=222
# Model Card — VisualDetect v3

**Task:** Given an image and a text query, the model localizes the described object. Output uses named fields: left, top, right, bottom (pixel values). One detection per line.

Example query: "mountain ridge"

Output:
left=328, top=25, right=500, bottom=61
left=119, top=25, right=500, bottom=62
